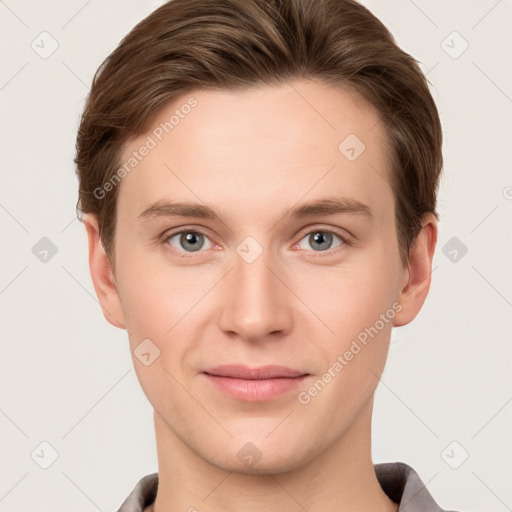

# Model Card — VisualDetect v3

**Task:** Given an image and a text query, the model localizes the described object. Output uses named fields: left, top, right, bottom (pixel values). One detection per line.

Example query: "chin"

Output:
left=222, top=453, right=306, bottom=476
left=204, top=435, right=317, bottom=476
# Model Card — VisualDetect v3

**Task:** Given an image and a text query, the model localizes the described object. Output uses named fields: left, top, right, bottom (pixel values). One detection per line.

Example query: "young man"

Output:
left=75, top=0, right=456, bottom=510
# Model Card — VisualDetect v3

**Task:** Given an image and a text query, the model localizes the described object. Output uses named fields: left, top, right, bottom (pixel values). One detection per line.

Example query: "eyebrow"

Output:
left=137, top=196, right=374, bottom=223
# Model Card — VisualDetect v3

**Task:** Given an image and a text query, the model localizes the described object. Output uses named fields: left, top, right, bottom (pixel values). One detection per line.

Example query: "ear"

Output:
left=393, top=213, right=438, bottom=327
left=82, top=213, right=126, bottom=329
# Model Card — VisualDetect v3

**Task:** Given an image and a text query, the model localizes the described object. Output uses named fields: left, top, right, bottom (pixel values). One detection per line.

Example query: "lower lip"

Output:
left=203, top=373, right=309, bottom=401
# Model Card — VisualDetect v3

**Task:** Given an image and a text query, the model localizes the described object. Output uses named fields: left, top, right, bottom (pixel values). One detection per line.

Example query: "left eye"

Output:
left=296, top=230, right=344, bottom=252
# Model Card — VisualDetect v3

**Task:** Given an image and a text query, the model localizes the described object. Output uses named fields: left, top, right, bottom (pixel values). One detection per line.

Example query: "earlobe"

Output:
left=82, top=214, right=126, bottom=330
left=393, top=213, right=438, bottom=327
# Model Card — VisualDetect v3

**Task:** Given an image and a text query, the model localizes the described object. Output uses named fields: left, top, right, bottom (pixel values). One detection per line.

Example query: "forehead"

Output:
left=116, top=79, right=393, bottom=223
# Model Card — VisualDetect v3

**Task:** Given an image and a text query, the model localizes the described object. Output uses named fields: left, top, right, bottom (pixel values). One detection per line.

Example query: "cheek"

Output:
left=300, top=277, right=395, bottom=425
left=116, top=252, right=205, bottom=335
left=291, top=256, right=399, bottom=340
left=115, top=257, right=218, bottom=385
left=115, top=264, right=192, bottom=407
left=289, top=254, right=399, bottom=401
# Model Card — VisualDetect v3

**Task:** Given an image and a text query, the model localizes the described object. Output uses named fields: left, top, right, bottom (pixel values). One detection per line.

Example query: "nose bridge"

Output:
left=219, top=241, right=291, bottom=340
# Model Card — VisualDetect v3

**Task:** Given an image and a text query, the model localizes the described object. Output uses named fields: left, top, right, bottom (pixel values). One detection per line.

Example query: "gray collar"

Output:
left=116, top=462, right=455, bottom=512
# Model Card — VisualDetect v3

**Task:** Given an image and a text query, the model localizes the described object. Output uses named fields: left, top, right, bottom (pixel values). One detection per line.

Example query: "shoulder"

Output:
left=116, top=473, right=158, bottom=512
left=375, top=461, right=462, bottom=512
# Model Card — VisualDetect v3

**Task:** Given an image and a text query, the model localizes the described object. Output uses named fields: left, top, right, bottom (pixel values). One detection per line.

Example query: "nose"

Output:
left=218, top=244, right=293, bottom=342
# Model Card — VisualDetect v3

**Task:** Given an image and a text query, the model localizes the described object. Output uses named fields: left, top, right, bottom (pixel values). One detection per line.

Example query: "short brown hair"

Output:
left=75, top=0, right=443, bottom=268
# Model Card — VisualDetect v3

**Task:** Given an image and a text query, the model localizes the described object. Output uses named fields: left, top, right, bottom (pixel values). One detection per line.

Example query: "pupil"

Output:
left=182, top=232, right=202, bottom=252
left=311, top=232, right=331, bottom=251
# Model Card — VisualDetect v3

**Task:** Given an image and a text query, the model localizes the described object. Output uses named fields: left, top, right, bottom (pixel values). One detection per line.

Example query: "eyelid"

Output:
left=295, top=224, right=353, bottom=243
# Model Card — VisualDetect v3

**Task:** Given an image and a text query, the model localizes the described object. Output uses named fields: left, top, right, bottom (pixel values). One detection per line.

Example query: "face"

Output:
left=86, top=79, right=435, bottom=474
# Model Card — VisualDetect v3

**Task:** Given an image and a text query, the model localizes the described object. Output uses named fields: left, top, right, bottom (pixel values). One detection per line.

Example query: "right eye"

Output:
left=163, top=229, right=214, bottom=255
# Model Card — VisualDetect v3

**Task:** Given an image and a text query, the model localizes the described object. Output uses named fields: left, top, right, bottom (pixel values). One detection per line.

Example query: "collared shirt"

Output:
left=116, top=462, right=458, bottom=512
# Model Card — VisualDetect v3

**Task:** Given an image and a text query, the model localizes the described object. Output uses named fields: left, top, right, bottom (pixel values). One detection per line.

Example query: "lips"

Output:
left=203, top=364, right=307, bottom=379
left=202, top=365, right=310, bottom=401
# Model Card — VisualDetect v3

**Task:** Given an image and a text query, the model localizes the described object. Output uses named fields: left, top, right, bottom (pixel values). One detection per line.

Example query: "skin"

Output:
left=83, top=78, right=437, bottom=512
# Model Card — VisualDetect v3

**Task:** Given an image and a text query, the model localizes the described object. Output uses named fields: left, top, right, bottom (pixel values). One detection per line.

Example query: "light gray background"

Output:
left=1, top=1, right=511, bottom=511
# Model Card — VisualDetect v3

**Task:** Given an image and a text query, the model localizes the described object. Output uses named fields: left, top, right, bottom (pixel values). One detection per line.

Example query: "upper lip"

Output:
left=204, top=365, right=307, bottom=379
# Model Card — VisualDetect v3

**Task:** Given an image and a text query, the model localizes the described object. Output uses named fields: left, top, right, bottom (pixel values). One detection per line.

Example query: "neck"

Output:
left=150, top=398, right=397, bottom=512
left=152, top=401, right=398, bottom=512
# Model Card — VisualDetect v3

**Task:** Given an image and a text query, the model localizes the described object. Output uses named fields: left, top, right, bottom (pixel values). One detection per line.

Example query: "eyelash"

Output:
left=161, top=226, right=352, bottom=258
